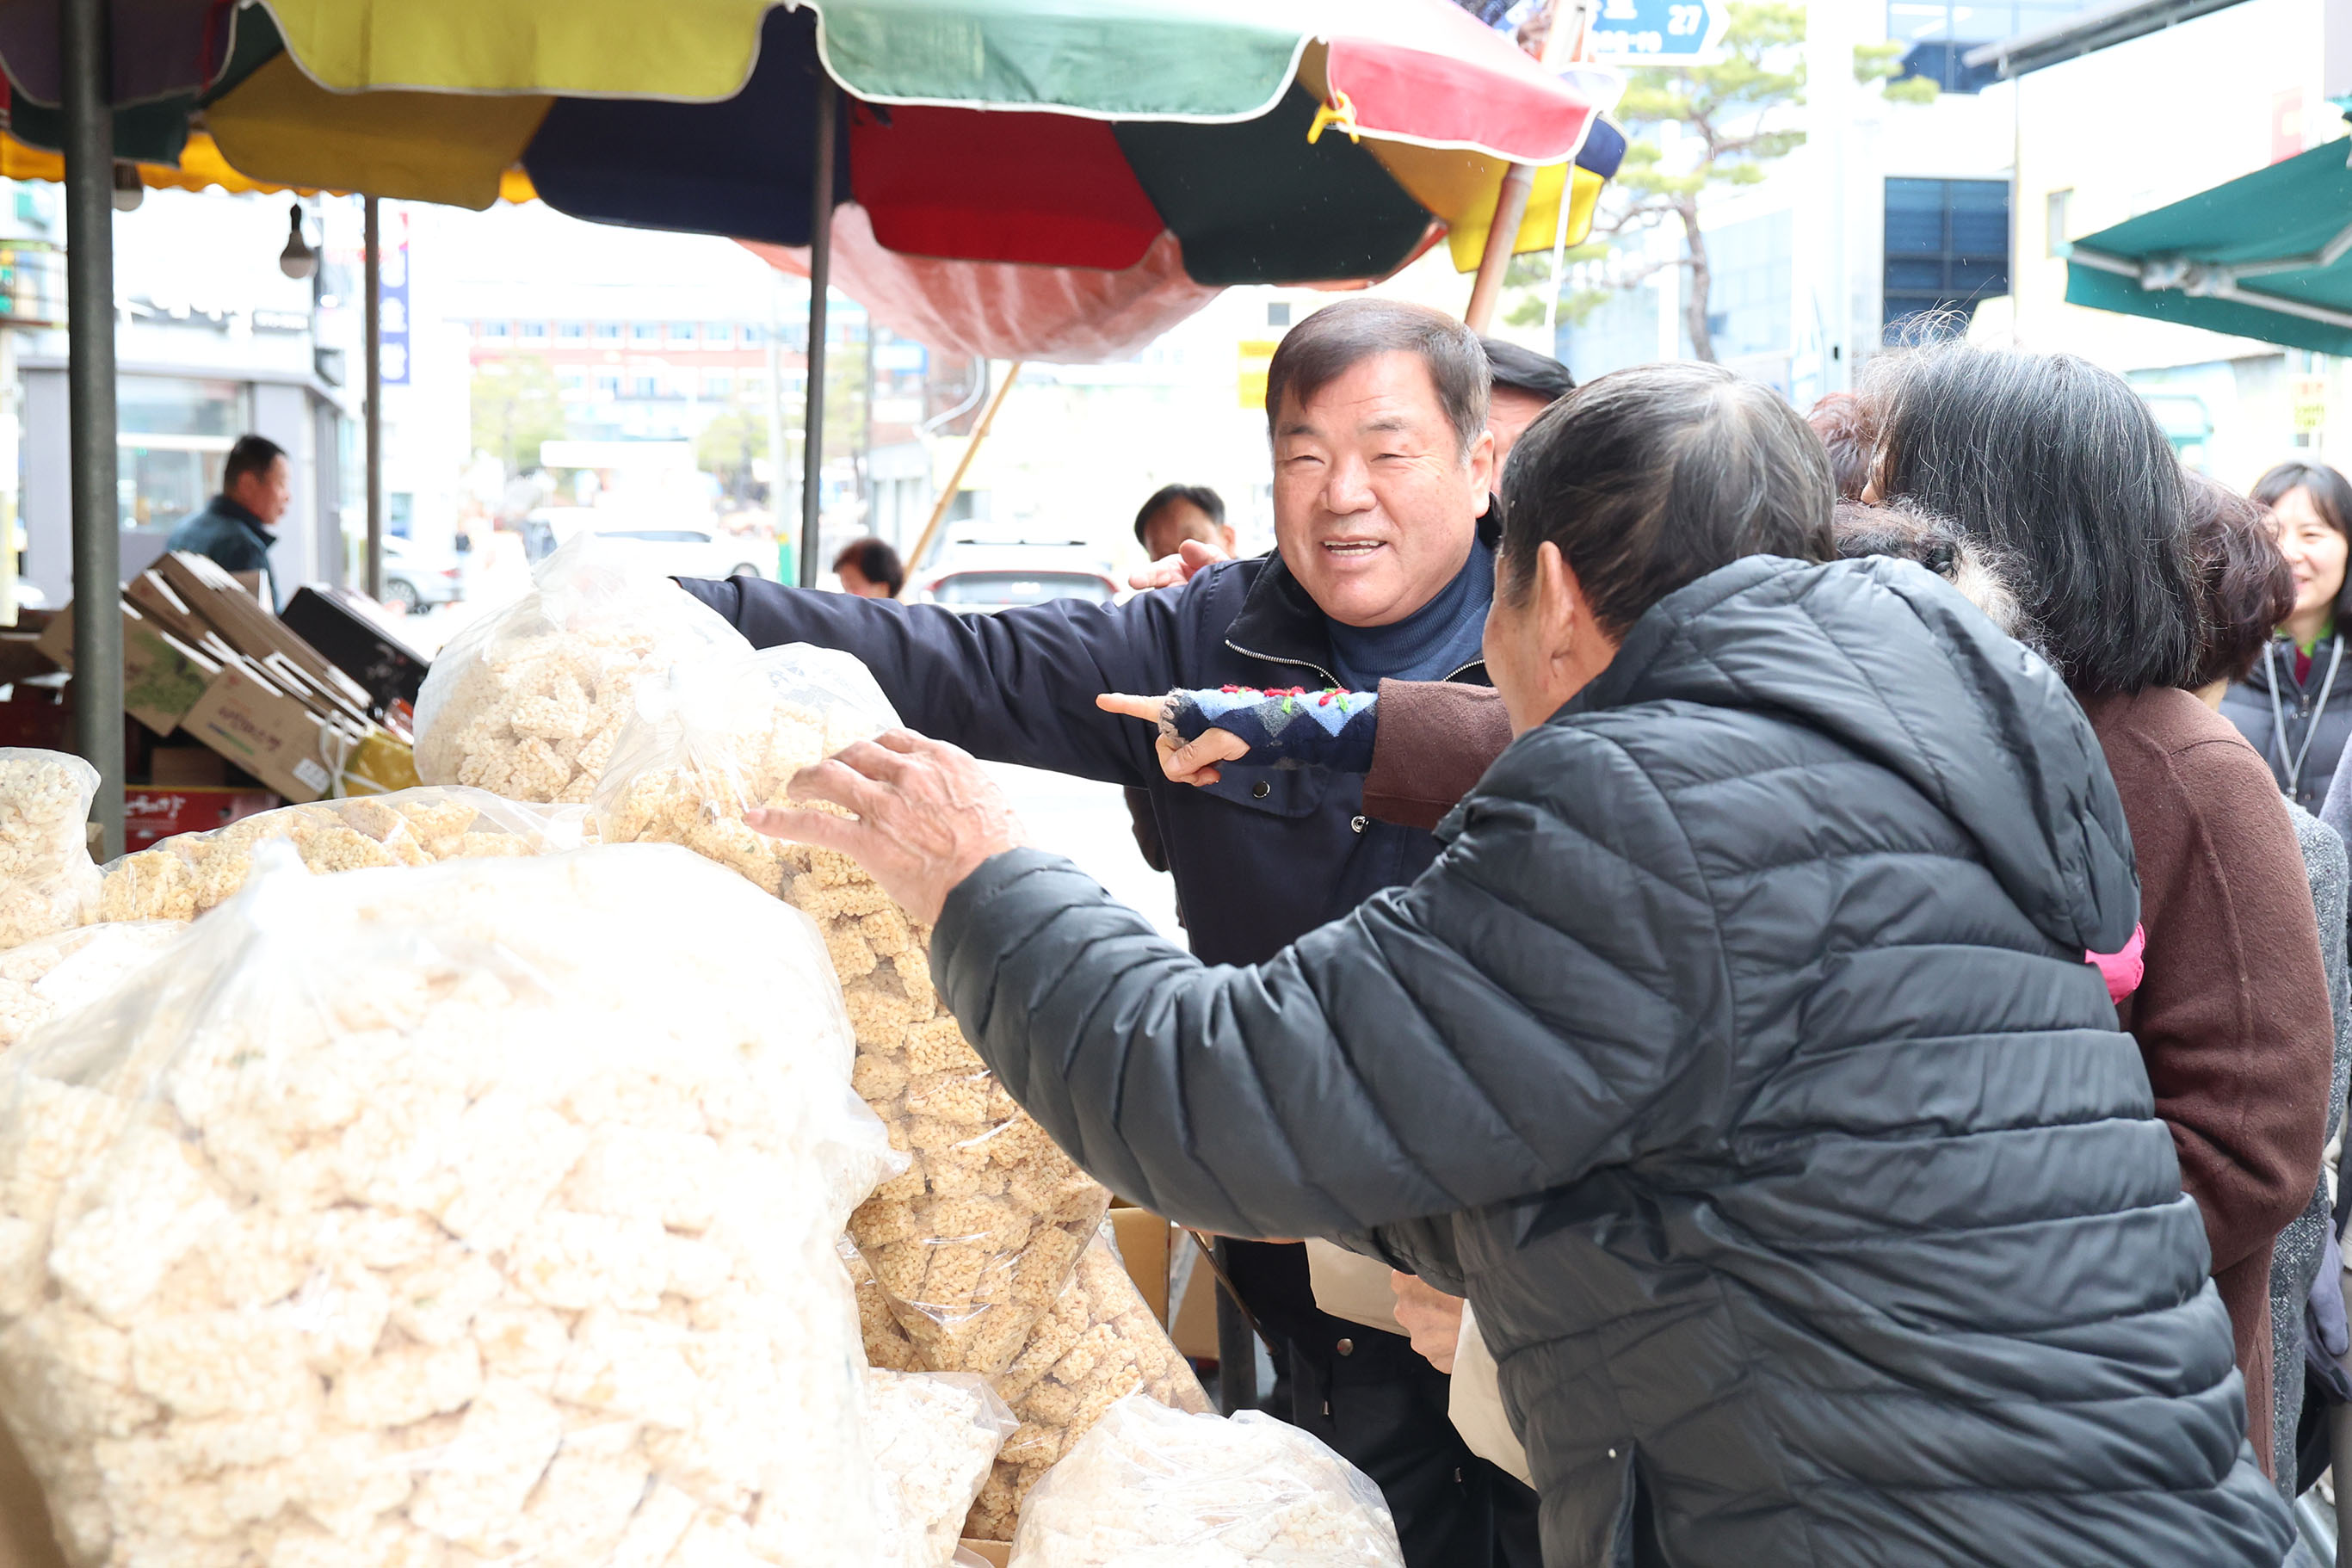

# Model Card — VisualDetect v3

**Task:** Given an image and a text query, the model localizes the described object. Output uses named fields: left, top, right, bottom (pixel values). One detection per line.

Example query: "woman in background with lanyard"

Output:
left=2223, top=460, right=2352, bottom=812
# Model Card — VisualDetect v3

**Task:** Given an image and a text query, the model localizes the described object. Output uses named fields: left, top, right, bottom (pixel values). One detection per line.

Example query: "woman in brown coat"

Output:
left=1871, top=344, right=2332, bottom=1478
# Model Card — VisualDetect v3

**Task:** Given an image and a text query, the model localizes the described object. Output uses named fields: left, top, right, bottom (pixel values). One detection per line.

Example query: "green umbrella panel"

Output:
left=2066, top=135, right=2352, bottom=356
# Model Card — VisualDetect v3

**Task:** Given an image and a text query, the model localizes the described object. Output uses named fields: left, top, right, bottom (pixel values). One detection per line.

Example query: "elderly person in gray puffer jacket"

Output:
left=2183, top=472, right=2352, bottom=1513
left=761, top=362, right=2293, bottom=1565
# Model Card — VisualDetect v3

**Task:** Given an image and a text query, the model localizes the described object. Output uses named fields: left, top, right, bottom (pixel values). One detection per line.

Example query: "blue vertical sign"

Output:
left=379, top=213, right=411, bottom=386
left=1587, top=0, right=1728, bottom=63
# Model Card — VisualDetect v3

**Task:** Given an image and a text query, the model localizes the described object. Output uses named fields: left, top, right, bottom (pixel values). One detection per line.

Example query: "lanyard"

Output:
left=2266, top=633, right=2344, bottom=797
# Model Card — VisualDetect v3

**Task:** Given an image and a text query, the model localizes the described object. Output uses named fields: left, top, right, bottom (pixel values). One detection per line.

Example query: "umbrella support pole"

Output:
left=906, top=361, right=1022, bottom=577
left=1464, top=162, right=1536, bottom=333
left=61, top=0, right=121, bottom=858
left=363, top=194, right=384, bottom=602
left=799, top=73, right=837, bottom=588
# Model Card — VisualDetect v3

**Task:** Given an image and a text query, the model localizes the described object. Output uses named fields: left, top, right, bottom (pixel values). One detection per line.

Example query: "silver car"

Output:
left=911, top=544, right=1121, bottom=614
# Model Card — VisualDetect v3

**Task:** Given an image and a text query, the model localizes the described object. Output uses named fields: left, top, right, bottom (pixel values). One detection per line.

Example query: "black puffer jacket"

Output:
left=2222, top=633, right=2352, bottom=813
left=934, top=556, right=2291, bottom=1565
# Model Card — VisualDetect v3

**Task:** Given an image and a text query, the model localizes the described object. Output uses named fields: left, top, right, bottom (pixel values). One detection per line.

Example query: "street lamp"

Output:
left=278, top=202, right=316, bottom=280
left=108, top=163, right=141, bottom=213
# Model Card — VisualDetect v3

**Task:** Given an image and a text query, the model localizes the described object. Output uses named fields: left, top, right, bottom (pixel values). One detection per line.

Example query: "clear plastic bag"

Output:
left=0, top=842, right=898, bottom=1568
left=845, top=1236, right=922, bottom=1374
left=412, top=533, right=752, bottom=803
left=1007, top=1397, right=1405, bottom=1568
left=0, top=751, right=100, bottom=951
left=0, top=923, right=183, bottom=1059
left=593, top=642, right=902, bottom=897
left=96, top=786, right=568, bottom=923
left=966, top=1229, right=1211, bottom=1542
left=593, top=644, right=1112, bottom=1379
left=866, top=1367, right=1016, bottom=1568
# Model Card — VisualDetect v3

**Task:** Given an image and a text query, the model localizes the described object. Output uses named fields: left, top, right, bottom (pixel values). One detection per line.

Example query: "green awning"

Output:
left=2066, top=135, right=2352, bottom=356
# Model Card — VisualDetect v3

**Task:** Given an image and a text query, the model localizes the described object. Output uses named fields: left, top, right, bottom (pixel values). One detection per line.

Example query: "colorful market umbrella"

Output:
left=0, top=1, right=1617, bottom=288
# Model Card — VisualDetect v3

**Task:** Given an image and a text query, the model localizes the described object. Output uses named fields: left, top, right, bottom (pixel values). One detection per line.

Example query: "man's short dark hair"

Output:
left=833, top=536, right=905, bottom=597
left=223, top=434, right=287, bottom=490
left=2187, top=471, right=2296, bottom=689
left=1264, top=299, right=1489, bottom=459
left=1869, top=343, right=2200, bottom=696
left=1132, top=484, right=1225, bottom=546
left=1479, top=337, right=1574, bottom=404
left=1500, top=361, right=1835, bottom=638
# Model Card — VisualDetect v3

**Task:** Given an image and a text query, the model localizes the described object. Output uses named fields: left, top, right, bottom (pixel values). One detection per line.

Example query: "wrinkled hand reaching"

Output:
left=1094, top=693, right=1250, bottom=787
left=745, top=730, right=1027, bottom=925
left=1391, top=1271, right=1466, bottom=1374
left=1126, top=537, right=1230, bottom=591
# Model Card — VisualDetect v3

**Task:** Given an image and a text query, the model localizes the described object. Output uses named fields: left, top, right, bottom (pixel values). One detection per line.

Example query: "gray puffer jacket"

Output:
left=934, top=555, right=2291, bottom=1565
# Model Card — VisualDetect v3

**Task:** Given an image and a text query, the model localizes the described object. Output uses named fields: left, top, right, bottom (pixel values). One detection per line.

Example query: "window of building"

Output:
left=632, top=375, right=661, bottom=398
left=481, top=320, right=509, bottom=339
left=703, top=323, right=733, bottom=347
left=594, top=322, right=622, bottom=341
left=632, top=322, right=658, bottom=343
left=558, top=321, right=586, bottom=342
left=668, top=323, right=696, bottom=344
left=1701, top=212, right=1793, bottom=367
left=1883, top=1, right=2094, bottom=92
left=559, top=373, right=587, bottom=392
left=1268, top=301, right=1292, bottom=327
left=2045, top=188, right=2072, bottom=256
left=743, top=324, right=765, bottom=345
left=704, top=373, right=732, bottom=398
left=519, top=320, right=548, bottom=342
left=596, top=374, right=621, bottom=397
left=1884, top=178, right=2009, bottom=341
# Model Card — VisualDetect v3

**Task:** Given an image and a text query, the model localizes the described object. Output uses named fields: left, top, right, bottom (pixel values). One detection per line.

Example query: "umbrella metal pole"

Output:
left=1465, top=162, right=1536, bottom=333
left=61, top=0, right=121, bottom=858
left=799, top=74, right=837, bottom=589
left=364, top=195, right=384, bottom=602
left=905, top=361, right=1022, bottom=574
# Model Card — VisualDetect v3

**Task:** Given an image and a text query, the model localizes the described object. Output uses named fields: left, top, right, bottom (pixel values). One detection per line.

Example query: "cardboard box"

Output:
left=154, top=553, right=373, bottom=722
left=281, top=585, right=430, bottom=716
left=147, top=746, right=227, bottom=787
left=957, top=1540, right=1011, bottom=1567
left=36, top=601, right=219, bottom=737
left=124, top=785, right=278, bottom=852
left=177, top=664, right=355, bottom=804
left=1110, top=1207, right=1174, bottom=1324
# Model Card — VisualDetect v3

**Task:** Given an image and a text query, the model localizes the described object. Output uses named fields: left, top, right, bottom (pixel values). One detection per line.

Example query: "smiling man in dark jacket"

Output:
left=680, top=299, right=1534, bottom=1564
left=756, top=362, right=2293, bottom=1566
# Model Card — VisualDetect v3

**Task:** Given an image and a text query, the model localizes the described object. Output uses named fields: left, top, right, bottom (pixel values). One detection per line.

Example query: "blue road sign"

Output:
left=1586, top=0, right=1729, bottom=64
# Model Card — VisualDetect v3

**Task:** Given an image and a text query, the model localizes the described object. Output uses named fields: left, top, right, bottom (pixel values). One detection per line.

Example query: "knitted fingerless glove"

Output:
left=1160, top=685, right=1379, bottom=773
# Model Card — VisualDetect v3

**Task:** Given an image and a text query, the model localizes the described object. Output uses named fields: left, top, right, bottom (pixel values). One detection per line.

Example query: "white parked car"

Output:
left=522, top=511, right=772, bottom=583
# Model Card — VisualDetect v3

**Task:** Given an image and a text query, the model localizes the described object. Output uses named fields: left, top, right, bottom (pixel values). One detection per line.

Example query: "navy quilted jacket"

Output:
left=932, top=555, right=2292, bottom=1566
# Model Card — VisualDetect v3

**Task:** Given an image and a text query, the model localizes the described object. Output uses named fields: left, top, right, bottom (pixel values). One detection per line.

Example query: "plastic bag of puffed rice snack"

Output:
left=594, top=644, right=1113, bottom=1380
left=1008, top=1396, right=1404, bottom=1568
left=965, top=1228, right=1209, bottom=1542
left=0, top=840, right=900, bottom=1568
left=94, top=785, right=571, bottom=923
left=412, top=532, right=751, bottom=803
left=867, top=1367, right=1015, bottom=1568
left=0, top=751, right=100, bottom=952
left=0, top=923, right=183, bottom=1060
